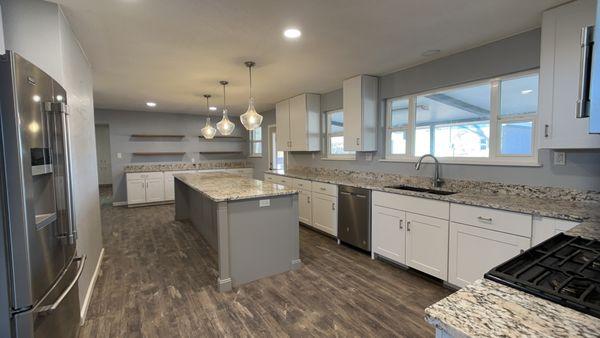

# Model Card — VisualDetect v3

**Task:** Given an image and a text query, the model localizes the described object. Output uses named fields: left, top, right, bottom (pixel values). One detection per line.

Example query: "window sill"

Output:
left=379, top=158, right=542, bottom=167
left=247, top=155, right=263, bottom=158
left=321, top=156, right=356, bottom=161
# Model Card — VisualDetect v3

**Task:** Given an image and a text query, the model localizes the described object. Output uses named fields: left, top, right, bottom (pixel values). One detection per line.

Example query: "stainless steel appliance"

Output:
left=579, top=1, right=600, bottom=133
left=0, top=51, right=85, bottom=338
left=338, top=185, right=371, bottom=251
left=485, top=233, right=600, bottom=318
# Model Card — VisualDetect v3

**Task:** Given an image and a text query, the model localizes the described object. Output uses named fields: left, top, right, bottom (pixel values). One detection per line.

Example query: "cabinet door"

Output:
left=372, top=205, right=406, bottom=264
left=126, top=178, right=146, bottom=205
left=311, top=192, right=337, bottom=236
left=298, top=190, right=312, bottom=226
left=164, top=173, right=175, bottom=201
left=275, top=100, right=291, bottom=151
left=539, top=0, right=600, bottom=148
left=343, top=75, right=362, bottom=151
left=145, top=178, right=165, bottom=202
left=289, top=94, right=308, bottom=151
left=448, top=222, right=530, bottom=288
left=406, top=213, right=448, bottom=280
left=532, top=216, right=579, bottom=246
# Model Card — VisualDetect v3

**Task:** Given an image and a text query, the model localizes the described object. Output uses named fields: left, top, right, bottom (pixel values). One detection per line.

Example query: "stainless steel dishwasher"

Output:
left=337, top=185, right=371, bottom=251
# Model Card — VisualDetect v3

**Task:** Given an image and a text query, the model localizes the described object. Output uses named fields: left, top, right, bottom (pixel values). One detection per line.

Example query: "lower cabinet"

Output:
left=126, top=172, right=165, bottom=205
left=448, top=222, right=530, bottom=288
left=406, top=213, right=448, bottom=280
left=372, top=205, right=406, bottom=264
left=126, top=178, right=146, bottom=205
left=311, top=192, right=337, bottom=236
left=531, top=216, right=579, bottom=246
left=298, top=189, right=312, bottom=225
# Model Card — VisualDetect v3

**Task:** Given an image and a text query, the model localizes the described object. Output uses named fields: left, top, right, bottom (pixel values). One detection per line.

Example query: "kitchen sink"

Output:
left=384, top=184, right=457, bottom=196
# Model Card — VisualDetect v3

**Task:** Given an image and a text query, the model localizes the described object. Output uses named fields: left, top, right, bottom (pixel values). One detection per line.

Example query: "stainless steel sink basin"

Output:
left=384, top=184, right=457, bottom=196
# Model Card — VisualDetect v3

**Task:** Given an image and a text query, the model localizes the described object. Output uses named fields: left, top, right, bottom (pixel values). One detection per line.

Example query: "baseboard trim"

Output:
left=80, top=247, right=104, bottom=325
left=112, top=201, right=127, bottom=207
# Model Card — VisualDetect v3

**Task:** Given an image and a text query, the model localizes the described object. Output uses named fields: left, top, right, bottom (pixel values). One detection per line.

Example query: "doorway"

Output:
left=95, top=124, right=112, bottom=187
left=268, top=124, right=285, bottom=170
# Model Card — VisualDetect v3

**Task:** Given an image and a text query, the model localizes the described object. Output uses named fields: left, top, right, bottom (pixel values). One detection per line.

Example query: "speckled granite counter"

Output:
left=125, top=161, right=252, bottom=173
left=266, top=167, right=600, bottom=336
left=175, top=172, right=297, bottom=202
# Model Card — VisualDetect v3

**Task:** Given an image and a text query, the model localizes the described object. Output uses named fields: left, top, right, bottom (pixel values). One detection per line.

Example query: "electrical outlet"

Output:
left=553, top=151, right=566, bottom=166
left=191, top=157, right=195, bottom=163
left=117, top=152, right=122, bottom=159
left=259, top=199, right=270, bottom=207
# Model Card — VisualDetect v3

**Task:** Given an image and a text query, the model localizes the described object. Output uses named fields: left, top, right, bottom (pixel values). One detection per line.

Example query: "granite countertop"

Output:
left=125, top=162, right=252, bottom=173
left=266, top=168, right=600, bottom=336
left=175, top=172, right=297, bottom=202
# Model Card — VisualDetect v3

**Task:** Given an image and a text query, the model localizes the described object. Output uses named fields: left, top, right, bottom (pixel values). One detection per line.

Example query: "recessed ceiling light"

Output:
left=521, top=89, right=533, bottom=95
left=146, top=102, right=157, bottom=107
left=284, top=28, right=301, bottom=39
left=32, top=95, right=41, bottom=102
left=422, top=49, right=441, bottom=56
left=209, top=106, right=217, bottom=111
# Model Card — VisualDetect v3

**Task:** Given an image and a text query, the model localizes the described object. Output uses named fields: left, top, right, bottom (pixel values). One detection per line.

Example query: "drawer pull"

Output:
left=332, top=203, right=336, bottom=211
left=320, top=187, right=326, bottom=191
left=307, top=196, right=310, bottom=203
left=406, top=221, right=411, bottom=231
left=477, top=216, right=493, bottom=223
left=399, top=219, right=403, bottom=230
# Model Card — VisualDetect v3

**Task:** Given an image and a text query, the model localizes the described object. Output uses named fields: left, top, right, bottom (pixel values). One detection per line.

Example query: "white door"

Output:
left=311, top=192, right=337, bottom=236
left=406, top=213, right=449, bottom=280
left=275, top=100, right=290, bottom=151
left=298, top=189, right=312, bottom=225
left=94, top=124, right=112, bottom=185
left=145, top=178, right=165, bottom=202
left=448, top=222, right=531, bottom=288
left=126, top=178, right=146, bottom=204
left=372, top=205, right=406, bottom=264
left=289, top=94, right=307, bottom=150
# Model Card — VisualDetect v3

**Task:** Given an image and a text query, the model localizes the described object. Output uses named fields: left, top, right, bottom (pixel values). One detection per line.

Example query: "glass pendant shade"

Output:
left=217, top=109, right=235, bottom=135
left=201, top=117, right=217, bottom=139
left=240, top=97, right=263, bottom=131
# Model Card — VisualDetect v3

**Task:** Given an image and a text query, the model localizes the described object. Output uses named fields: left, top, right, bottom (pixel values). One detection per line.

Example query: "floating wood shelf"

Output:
left=132, top=152, right=186, bottom=156
left=131, top=134, right=185, bottom=138
left=198, top=151, right=244, bottom=154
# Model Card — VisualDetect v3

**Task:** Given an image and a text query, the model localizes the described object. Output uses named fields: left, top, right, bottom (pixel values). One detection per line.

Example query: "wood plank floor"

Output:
left=79, top=197, right=453, bottom=337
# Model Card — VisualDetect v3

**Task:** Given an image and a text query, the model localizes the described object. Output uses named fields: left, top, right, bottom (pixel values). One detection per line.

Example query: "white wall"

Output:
left=1, top=0, right=103, bottom=322
left=95, top=124, right=112, bottom=185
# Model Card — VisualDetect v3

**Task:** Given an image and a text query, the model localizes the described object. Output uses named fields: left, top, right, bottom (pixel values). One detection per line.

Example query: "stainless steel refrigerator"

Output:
left=0, top=51, right=86, bottom=338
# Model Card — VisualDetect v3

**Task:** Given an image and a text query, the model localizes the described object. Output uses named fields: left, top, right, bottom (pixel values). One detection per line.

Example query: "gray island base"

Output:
left=174, top=172, right=301, bottom=292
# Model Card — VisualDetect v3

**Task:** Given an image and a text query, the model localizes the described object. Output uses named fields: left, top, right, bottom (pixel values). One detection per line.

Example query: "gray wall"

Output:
left=1, top=0, right=104, bottom=320
left=247, top=109, right=276, bottom=179
left=288, top=29, right=600, bottom=191
left=95, top=124, right=112, bottom=185
left=95, top=109, right=249, bottom=203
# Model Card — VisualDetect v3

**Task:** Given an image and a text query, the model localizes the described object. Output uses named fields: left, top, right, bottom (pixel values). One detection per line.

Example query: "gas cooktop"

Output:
left=485, top=233, right=600, bottom=318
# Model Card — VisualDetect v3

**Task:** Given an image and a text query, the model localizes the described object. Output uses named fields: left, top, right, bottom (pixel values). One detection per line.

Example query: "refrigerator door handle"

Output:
left=59, top=103, right=77, bottom=244
left=37, top=255, right=86, bottom=314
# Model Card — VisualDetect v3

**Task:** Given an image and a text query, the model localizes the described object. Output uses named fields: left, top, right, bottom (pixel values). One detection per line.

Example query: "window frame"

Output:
left=248, top=126, right=263, bottom=157
left=384, top=69, right=539, bottom=165
left=324, top=109, right=355, bottom=160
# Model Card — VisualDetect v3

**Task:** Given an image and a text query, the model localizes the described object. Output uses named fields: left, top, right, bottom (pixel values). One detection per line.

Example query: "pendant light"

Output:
left=200, top=94, right=217, bottom=139
left=216, top=80, right=235, bottom=135
left=240, top=61, right=263, bottom=130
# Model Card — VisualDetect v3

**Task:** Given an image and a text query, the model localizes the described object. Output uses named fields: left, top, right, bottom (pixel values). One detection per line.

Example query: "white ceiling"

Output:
left=52, top=0, right=567, bottom=115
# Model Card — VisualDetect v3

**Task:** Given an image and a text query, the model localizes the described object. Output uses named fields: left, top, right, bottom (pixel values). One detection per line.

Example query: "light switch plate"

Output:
left=191, top=158, right=195, bottom=163
left=116, top=152, right=122, bottom=159
left=259, top=199, right=270, bottom=207
left=553, top=151, right=566, bottom=166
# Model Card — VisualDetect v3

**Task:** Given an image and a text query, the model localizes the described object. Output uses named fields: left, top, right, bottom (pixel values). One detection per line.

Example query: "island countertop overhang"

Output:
left=174, top=172, right=298, bottom=202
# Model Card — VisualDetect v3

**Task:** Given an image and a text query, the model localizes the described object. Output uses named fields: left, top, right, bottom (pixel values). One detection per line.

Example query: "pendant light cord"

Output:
left=223, top=84, right=226, bottom=107
left=205, top=96, right=210, bottom=117
left=248, top=65, right=252, bottom=98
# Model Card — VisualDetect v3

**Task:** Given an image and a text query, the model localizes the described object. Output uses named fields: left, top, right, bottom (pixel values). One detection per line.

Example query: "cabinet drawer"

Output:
left=264, top=174, right=276, bottom=182
left=293, top=179, right=312, bottom=191
left=372, top=191, right=449, bottom=220
left=275, top=176, right=293, bottom=186
left=127, top=171, right=163, bottom=180
left=450, top=204, right=532, bottom=238
left=311, top=181, right=337, bottom=197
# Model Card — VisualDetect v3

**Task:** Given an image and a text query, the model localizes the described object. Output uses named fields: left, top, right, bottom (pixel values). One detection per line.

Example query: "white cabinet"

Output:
left=406, top=213, right=449, bottom=280
left=276, top=93, right=321, bottom=151
left=263, top=173, right=292, bottom=186
left=163, top=170, right=191, bottom=201
left=298, top=190, right=313, bottom=225
left=126, top=172, right=164, bottom=205
left=372, top=191, right=449, bottom=279
left=532, top=216, right=579, bottom=246
left=372, top=205, right=406, bottom=264
left=343, top=75, right=378, bottom=151
left=448, top=222, right=530, bottom=288
left=311, top=192, right=337, bottom=236
left=539, top=0, right=600, bottom=149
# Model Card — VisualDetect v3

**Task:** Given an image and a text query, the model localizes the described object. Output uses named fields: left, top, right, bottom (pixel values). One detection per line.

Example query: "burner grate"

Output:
left=485, top=233, right=600, bottom=318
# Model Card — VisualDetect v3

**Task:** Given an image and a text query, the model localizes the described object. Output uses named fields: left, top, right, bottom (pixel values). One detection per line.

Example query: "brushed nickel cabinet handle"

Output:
left=477, top=216, right=493, bottom=223
left=406, top=221, right=411, bottom=231
left=332, top=203, right=336, bottom=211
left=544, top=124, right=550, bottom=138
left=399, top=219, right=403, bottom=230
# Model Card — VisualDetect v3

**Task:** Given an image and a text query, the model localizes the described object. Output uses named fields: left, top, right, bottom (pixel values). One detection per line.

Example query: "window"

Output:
left=326, top=110, right=355, bottom=159
left=249, top=127, right=262, bottom=157
left=385, top=70, right=539, bottom=164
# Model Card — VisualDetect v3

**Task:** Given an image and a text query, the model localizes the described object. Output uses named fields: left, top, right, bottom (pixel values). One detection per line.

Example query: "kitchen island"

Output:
left=174, top=172, right=301, bottom=292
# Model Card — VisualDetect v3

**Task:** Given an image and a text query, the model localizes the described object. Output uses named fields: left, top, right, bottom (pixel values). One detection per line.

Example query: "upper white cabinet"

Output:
left=539, top=0, right=600, bottom=148
left=343, top=75, right=378, bottom=151
left=276, top=93, right=321, bottom=152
